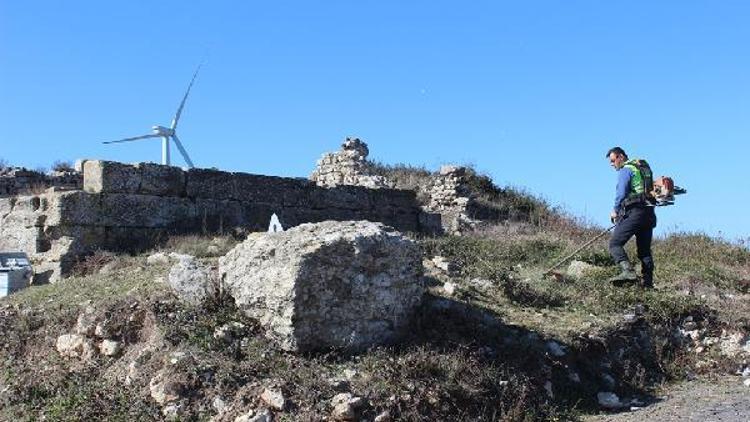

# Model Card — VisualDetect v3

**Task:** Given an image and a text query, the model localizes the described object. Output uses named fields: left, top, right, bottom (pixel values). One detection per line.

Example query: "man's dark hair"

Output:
left=606, top=147, right=628, bottom=159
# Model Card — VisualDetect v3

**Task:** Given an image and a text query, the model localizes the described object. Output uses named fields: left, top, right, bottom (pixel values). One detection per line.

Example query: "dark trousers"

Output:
left=609, top=205, right=657, bottom=281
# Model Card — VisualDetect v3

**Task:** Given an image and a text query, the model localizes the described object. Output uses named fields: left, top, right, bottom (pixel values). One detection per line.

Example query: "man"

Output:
left=606, top=147, right=657, bottom=288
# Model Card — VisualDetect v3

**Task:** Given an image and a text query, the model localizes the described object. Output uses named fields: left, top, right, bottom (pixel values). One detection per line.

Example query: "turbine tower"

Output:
left=103, top=66, right=201, bottom=168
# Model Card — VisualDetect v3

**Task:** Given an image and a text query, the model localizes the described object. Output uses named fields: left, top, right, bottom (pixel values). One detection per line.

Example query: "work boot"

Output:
left=608, top=261, right=638, bottom=284
left=641, top=259, right=655, bottom=289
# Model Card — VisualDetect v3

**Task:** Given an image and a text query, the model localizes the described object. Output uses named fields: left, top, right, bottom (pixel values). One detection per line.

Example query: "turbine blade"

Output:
left=102, top=134, right=160, bottom=144
left=170, top=64, right=201, bottom=130
left=171, top=134, right=195, bottom=168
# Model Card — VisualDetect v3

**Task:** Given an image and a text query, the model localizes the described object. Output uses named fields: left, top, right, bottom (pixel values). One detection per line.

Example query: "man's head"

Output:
left=606, top=147, right=628, bottom=170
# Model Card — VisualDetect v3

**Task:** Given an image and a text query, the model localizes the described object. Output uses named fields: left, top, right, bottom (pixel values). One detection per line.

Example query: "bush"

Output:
left=51, top=160, right=74, bottom=172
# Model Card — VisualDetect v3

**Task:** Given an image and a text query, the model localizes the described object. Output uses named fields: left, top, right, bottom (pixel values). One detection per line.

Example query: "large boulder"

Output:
left=219, top=220, right=424, bottom=352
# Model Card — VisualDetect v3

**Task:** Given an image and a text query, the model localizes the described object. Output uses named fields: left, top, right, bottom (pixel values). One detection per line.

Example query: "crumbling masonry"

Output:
left=0, top=139, right=500, bottom=283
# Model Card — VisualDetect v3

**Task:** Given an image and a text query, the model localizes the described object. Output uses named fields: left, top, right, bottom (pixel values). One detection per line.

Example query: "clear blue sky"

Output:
left=1, top=1, right=748, bottom=240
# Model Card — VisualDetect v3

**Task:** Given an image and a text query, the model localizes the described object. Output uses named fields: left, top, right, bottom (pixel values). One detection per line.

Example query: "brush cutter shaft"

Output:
left=544, top=225, right=616, bottom=274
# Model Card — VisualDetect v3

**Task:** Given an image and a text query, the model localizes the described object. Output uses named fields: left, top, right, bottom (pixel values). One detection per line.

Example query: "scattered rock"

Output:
left=566, top=260, right=595, bottom=279
left=568, top=371, right=581, bottom=383
left=99, top=339, right=122, bottom=356
left=544, top=381, right=554, bottom=398
left=147, top=252, right=170, bottom=265
left=260, top=388, right=286, bottom=411
left=56, top=334, right=96, bottom=360
left=719, top=331, right=747, bottom=357
left=162, top=403, right=183, bottom=420
left=597, top=391, right=623, bottom=409
left=167, top=351, right=190, bottom=366
left=468, top=278, right=493, bottom=289
left=744, top=379, right=750, bottom=388
left=432, top=255, right=459, bottom=274
left=212, top=396, right=227, bottom=414
left=442, top=282, right=457, bottom=296
left=149, top=370, right=184, bottom=405
left=330, top=392, right=365, bottom=421
left=213, top=322, right=246, bottom=341
left=235, top=409, right=274, bottom=422
left=74, top=307, right=97, bottom=336
left=545, top=340, right=567, bottom=357
left=168, top=255, right=216, bottom=306
left=374, top=410, right=392, bottom=422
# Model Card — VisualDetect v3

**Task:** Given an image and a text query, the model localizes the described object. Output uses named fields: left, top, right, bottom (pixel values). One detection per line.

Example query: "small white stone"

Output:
left=597, top=392, right=623, bottom=409
left=260, top=388, right=286, bottom=410
left=443, top=282, right=457, bottom=296
left=212, top=396, right=227, bottom=413
left=374, top=410, right=391, bottom=422
left=744, top=379, right=750, bottom=388
left=545, top=341, right=567, bottom=357
left=99, top=339, right=121, bottom=356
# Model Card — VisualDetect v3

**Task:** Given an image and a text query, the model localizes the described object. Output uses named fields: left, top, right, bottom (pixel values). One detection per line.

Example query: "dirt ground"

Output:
left=585, top=376, right=750, bottom=422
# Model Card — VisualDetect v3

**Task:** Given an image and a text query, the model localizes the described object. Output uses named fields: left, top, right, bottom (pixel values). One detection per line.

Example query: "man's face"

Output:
left=608, top=153, right=625, bottom=170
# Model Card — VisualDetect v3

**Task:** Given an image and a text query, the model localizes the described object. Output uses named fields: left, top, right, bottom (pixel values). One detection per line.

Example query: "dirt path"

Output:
left=584, top=377, right=750, bottom=422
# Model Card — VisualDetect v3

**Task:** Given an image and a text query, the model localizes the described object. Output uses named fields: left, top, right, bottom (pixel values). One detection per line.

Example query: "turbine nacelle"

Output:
left=152, top=125, right=174, bottom=136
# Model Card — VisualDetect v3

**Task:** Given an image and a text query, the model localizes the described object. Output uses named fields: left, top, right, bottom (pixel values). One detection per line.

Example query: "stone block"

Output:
left=137, top=163, right=185, bottom=196
left=309, top=185, right=373, bottom=210
left=233, top=173, right=282, bottom=203
left=193, top=199, right=246, bottom=232
left=185, top=168, right=236, bottom=199
left=45, top=191, right=101, bottom=226
left=41, top=225, right=107, bottom=259
left=220, top=220, right=424, bottom=352
left=83, top=160, right=140, bottom=194
left=99, top=194, right=193, bottom=228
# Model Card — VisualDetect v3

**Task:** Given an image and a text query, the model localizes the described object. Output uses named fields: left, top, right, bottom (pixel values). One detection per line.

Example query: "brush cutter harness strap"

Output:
left=621, top=159, right=654, bottom=209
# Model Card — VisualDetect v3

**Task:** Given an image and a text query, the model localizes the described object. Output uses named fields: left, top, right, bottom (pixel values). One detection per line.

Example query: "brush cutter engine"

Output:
left=651, top=176, right=686, bottom=206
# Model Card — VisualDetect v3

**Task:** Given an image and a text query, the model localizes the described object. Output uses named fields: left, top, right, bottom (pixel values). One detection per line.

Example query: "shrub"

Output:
left=51, top=160, right=74, bottom=172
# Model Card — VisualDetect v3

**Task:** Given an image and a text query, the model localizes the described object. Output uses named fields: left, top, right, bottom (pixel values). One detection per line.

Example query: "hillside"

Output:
left=1, top=167, right=749, bottom=421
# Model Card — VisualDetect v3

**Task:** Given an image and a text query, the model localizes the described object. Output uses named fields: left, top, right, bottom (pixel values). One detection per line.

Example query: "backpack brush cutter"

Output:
left=543, top=177, right=686, bottom=280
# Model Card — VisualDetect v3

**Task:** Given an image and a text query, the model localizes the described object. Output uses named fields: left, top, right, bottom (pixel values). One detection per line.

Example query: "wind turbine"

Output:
left=103, top=66, right=201, bottom=168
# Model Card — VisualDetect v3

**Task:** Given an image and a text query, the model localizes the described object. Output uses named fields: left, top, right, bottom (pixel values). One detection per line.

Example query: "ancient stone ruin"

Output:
left=0, top=166, right=82, bottom=197
left=219, top=220, right=424, bottom=352
left=310, top=137, right=392, bottom=189
left=0, top=138, right=520, bottom=284
left=0, top=158, right=422, bottom=283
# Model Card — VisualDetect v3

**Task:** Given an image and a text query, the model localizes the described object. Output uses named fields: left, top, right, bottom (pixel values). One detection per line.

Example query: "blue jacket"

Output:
left=613, top=167, right=633, bottom=212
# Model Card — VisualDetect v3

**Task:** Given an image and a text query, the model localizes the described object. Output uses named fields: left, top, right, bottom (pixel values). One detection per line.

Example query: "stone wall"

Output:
left=0, top=160, right=423, bottom=283
left=0, top=167, right=82, bottom=197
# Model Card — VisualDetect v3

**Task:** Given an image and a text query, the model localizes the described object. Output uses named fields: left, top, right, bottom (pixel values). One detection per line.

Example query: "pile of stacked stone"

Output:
left=427, top=165, right=473, bottom=210
left=424, top=165, right=480, bottom=233
left=310, top=137, right=393, bottom=189
left=0, top=166, right=82, bottom=197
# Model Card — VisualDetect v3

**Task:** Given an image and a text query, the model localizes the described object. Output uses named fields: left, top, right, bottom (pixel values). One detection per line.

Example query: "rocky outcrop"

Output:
left=219, top=220, right=424, bottom=352
left=310, top=138, right=393, bottom=189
